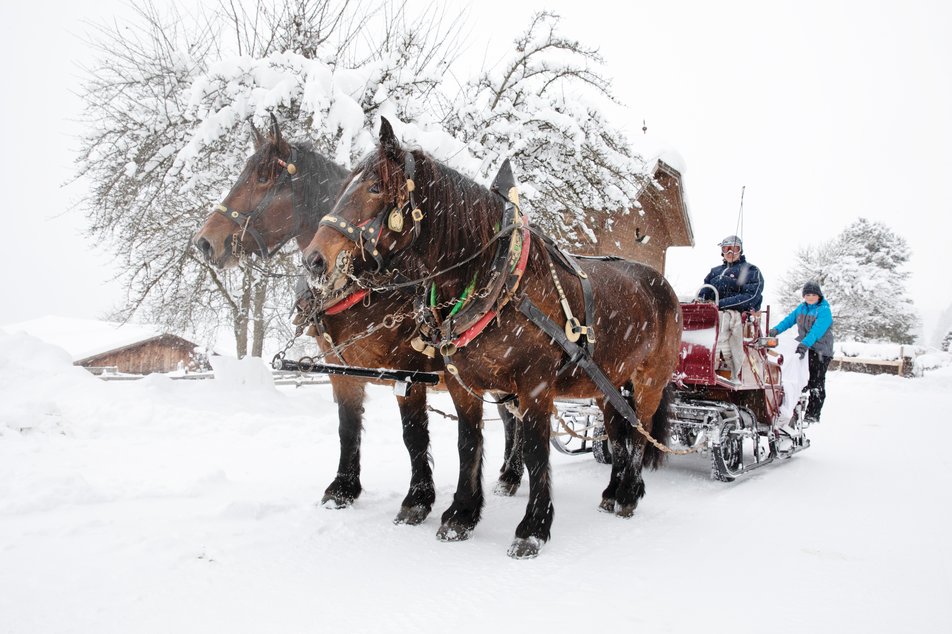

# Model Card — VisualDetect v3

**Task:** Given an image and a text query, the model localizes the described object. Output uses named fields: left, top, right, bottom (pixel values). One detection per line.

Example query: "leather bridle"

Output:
left=213, top=147, right=300, bottom=260
left=317, top=152, right=423, bottom=273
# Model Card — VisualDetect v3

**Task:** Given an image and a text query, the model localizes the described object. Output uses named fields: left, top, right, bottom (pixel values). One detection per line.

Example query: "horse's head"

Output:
left=192, top=115, right=302, bottom=268
left=302, top=117, right=424, bottom=290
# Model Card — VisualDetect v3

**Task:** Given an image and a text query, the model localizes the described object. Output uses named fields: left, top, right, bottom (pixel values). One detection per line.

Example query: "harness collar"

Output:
left=324, top=288, right=370, bottom=316
left=413, top=162, right=531, bottom=357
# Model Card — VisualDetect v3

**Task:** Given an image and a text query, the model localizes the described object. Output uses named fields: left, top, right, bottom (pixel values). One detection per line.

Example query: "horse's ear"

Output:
left=269, top=112, right=283, bottom=146
left=379, top=117, right=401, bottom=159
left=249, top=119, right=266, bottom=149
left=491, top=159, right=516, bottom=199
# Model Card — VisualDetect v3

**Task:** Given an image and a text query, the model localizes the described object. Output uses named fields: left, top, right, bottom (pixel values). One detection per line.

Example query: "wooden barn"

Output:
left=4, top=316, right=212, bottom=375
left=76, top=333, right=209, bottom=375
left=571, top=155, right=694, bottom=274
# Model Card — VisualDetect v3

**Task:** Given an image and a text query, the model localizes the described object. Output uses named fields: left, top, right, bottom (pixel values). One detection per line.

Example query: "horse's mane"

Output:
left=291, top=142, right=350, bottom=230
left=357, top=146, right=503, bottom=293
left=250, top=139, right=350, bottom=229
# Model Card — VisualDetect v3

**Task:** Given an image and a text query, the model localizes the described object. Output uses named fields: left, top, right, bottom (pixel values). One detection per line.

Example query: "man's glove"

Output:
left=768, top=328, right=778, bottom=337
left=796, top=343, right=808, bottom=358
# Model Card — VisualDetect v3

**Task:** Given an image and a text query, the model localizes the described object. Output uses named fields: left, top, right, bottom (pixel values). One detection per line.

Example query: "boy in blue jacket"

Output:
left=769, top=281, right=834, bottom=422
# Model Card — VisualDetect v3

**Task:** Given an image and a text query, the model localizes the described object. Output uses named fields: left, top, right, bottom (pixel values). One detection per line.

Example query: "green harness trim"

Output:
left=430, top=272, right=479, bottom=318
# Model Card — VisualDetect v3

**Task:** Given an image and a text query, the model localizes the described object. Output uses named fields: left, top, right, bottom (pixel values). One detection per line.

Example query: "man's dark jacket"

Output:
left=699, top=255, right=764, bottom=312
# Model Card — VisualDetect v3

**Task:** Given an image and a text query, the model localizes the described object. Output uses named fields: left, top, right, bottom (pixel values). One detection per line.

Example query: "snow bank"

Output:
left=834, top=340, right=927, bottom=360
left=913, top=351, right=952, bottom=375
left=2, top=327, right=951, bottom=633
left=0, top=330, right=97, bottom=434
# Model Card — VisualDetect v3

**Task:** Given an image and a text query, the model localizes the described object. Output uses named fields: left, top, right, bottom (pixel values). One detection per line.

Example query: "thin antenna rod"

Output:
left=735, top=186, right=745, bottom=243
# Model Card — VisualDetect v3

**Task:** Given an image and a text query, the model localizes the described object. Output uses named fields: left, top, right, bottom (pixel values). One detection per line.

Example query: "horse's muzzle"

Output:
left=193, top=235, right=214, bottom=262
left=304, top=250, right=326, bottom=276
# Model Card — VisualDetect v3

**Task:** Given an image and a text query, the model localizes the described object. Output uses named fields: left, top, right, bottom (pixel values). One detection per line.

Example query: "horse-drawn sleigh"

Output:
left=193, top=116, right=810, bottom=557
left=552, top=298, right=810, bottom=482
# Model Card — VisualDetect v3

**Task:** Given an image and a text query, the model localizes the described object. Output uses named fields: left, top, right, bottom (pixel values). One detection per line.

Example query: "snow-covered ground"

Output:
left=2, top=330, right=950, bottom=634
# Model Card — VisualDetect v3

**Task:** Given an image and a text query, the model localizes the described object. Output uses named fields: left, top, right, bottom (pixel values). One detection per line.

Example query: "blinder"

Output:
left=318, top=151, right=425, bottom=273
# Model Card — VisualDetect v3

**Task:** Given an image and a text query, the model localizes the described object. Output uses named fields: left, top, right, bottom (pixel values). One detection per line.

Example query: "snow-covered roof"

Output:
left=630, top=130, right=688, bottom=178
left=627, top=131, right=694, bottom=248
left=1, top=316, right=198, bottom=362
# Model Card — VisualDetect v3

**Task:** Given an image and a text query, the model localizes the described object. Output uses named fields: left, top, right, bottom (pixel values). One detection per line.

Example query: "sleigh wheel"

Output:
left=550, top=400, right=601, bottom=456
left=712, top=419, right=743, bottom=482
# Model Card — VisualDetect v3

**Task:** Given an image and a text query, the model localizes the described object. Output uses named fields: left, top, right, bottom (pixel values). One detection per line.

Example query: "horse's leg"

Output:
left=494, top=402, right=524, bottom=496
left=599, top=400, right=624, bottom=513
left=436, top=385, right=485, bottom=542
left=612, top=409, right=647, bottom=519
left=507, top=394, right=555, bottom=559
left=603, top=382, right=667, bottom=518
left=321, top=376, right=366, bottom=508
left=393, top=384, right=435, bottom=525
left=598, top=385, right=644, bottom=516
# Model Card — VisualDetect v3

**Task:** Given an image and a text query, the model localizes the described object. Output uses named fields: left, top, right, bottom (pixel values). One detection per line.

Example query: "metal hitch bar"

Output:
left=272, top=357, right=441, bottom=386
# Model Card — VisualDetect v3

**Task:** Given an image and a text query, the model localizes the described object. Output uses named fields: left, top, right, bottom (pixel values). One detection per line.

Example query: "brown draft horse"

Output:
left=192, top=117, right=525, bottom=525
left=302, top=119, right=683, bottom=558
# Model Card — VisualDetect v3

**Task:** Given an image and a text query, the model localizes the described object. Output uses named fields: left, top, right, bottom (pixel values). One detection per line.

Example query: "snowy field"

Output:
left=2, top=330, right=950, bottom=634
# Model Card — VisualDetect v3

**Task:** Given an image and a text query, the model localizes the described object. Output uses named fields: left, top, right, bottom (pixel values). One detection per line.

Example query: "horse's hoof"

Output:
left=493, top=480, right=520, bottom=497
left=394, top=505, right=430, bottom=526
left=436, top=523, right=472, bottom=542
left=598, top=498, right=616, bottom=513
left=320, top=493, right=353, bottom=509
left=615, top=504, right=636, bottom=519
left=507, top=537, right=543, bottom=559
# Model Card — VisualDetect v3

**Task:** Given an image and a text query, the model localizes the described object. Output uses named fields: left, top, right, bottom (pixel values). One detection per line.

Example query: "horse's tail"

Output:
left=640, top=384, right=674, bottom=470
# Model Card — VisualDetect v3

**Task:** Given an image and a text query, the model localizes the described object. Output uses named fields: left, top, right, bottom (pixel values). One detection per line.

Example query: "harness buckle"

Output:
left=565, top=318, right=582, bottom=343
left=440, top=342, right=458, bottom=357
left=411, top=208, right=424, bottom=222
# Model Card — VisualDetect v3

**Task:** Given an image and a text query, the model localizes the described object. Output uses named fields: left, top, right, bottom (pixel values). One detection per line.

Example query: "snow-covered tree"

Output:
left=941, top=326, right=952, bottom=352
left=441, top=11, right=648, bottom=246
left=930, top=301, right=952, bottom=349
left=77, top=3, right=649, bottom=356
left=76, top=0, right=458, bottom=357
left=778, top=218, right=919, bottom=344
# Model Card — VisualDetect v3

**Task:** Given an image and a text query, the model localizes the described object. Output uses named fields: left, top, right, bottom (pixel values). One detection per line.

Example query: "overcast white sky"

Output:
left=2, top=0, right=950, bottom=342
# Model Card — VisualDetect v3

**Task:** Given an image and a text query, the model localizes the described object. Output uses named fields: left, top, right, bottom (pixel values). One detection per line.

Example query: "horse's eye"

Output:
left=257, top=172, right=271, bottom=184
left=368, top=183, right=381, bottom=194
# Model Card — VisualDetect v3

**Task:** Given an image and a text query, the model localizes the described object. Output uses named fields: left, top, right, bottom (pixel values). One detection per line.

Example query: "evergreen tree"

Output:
left=930, top=301, right=952, bottom=349
left=778, top=218, right=919, bottom=344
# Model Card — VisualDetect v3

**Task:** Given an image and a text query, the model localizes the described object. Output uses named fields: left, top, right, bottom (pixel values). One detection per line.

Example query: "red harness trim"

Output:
left=324, top=289, right=370, bottom=315
left=451, top=224, right=531, bottom=348
left=513, top=224, right=531, bottom=276
left=453, top=309, right=497, bottom=348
